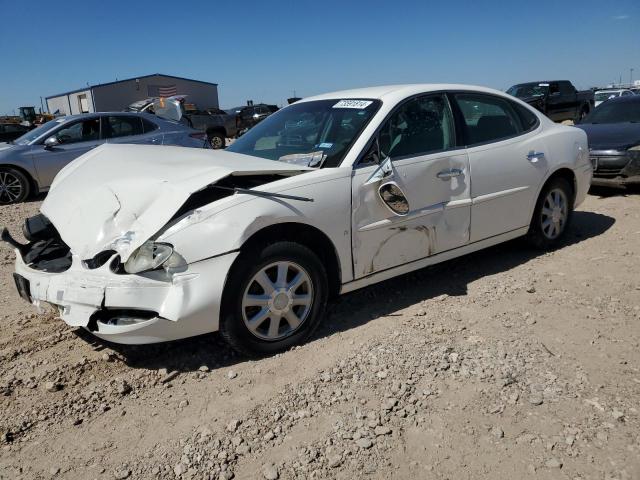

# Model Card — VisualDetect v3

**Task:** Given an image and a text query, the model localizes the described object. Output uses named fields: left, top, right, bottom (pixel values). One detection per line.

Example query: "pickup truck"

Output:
left=127, top=97, right=238, bottom=149
left=506, top=80, right=594, bottom=123
left=225, top=104, right=279, bottom=135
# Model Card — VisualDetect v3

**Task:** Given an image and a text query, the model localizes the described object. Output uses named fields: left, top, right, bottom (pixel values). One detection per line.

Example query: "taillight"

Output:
left=189, top=132, right=206, bottom=139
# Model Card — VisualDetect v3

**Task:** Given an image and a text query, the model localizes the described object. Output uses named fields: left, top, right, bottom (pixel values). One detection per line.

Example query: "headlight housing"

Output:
left=628, top=145, right=640, bottom=161
left=124, top=241, right=177, bottom=274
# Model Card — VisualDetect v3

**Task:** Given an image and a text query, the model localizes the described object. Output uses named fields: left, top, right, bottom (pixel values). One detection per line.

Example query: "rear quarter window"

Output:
left=513, top=102, right=540, bottom=132
left=454, top=93, right=524, bottom=146
left=142, top=118, right=159, bottom=133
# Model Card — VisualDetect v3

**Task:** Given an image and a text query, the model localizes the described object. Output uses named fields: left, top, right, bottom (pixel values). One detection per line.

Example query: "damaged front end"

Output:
left=3, top=213, right=239, bottom=343
left=2, top=144, right=314, bottom=343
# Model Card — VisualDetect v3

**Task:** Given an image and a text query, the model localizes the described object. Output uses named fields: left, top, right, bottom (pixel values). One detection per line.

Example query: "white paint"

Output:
left=42, top=144, right=312, bottom=262
left=14, top=84, right=592, bottom=344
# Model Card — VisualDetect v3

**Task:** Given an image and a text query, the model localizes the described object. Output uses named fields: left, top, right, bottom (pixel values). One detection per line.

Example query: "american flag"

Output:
left=158, top=84, right=178, bottom=97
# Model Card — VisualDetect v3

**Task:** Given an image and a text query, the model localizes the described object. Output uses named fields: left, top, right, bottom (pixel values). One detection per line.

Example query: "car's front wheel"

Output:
left=0, top=167, right=30, bottom=205
left=220, top=241, right=328, bottom=356
left=526, top=177, right=573, bottom=249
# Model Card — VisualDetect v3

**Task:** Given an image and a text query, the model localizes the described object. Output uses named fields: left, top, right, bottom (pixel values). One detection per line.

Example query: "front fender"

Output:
left=157, top=169, right=354, bottom=282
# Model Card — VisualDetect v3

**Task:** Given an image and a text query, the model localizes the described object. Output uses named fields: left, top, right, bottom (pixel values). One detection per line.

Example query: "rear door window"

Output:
left=453, top=93, right=524, bottom=145
left=142, top=118, right=159, bottom=133
left=105, top=116, right=144, bottom=138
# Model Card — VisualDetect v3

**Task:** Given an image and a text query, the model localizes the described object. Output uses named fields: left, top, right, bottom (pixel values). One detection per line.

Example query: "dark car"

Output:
left=225, top=104, right=279, bottom=133
left=0, top=123, right=31, bottom=143
left=575, top=95, right=640, bottom=187
left=507, top=80, right=594, bottom=123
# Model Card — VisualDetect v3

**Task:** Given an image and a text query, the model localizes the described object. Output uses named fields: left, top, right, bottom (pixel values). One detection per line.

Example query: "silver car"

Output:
left=0, top=112, right=209, bottom=204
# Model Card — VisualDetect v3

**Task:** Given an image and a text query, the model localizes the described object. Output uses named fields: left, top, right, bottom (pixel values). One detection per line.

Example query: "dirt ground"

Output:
left=1, top=189, right=639, bottom=480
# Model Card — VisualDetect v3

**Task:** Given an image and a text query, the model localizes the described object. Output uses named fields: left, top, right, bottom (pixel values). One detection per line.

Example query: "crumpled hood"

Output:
left=575, top=122, right=640, bottom=150
left=42, top=144, right=310, bottom=261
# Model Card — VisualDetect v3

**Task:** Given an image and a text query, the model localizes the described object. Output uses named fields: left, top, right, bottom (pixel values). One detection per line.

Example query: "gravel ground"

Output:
left=0, top=189, right=639, bottom=480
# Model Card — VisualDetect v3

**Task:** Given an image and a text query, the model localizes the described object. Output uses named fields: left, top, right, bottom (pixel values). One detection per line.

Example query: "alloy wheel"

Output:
left=210, top=136, right=224, bottom=149
left=241, top=261, right=314, bottom=341
left=540, top=188, right=568, bottom=240
left=0, top=171, right=23, bottom=204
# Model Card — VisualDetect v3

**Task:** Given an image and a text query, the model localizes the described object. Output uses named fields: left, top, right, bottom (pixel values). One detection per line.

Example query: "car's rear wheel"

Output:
left=208, top=131, right=225, bottom=149
left=220, top=241, right=328, bottom=357
left=0, top=167, right=30, bottom=205
left=526, top=177, right=573, bottom=249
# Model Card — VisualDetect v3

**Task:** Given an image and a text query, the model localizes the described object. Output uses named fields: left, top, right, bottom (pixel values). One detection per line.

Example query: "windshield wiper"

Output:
left=213, top=185, right=313, bottom=202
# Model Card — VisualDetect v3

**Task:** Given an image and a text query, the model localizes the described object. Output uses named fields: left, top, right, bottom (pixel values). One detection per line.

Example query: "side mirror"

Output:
left=44, top=136, right=59, bottom=149
left=378, top=182, right=410, bottom=216
left=364, top=156, right=393, bottom=185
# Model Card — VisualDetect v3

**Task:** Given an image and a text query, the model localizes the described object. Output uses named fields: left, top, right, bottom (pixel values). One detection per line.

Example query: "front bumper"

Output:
left=13, top=251, right=238, bottom=344
left=590, top=150, right=640, bottom=186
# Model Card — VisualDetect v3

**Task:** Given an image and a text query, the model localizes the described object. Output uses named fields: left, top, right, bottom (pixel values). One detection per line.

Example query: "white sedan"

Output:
left=3, top=84, right=592, bottom=356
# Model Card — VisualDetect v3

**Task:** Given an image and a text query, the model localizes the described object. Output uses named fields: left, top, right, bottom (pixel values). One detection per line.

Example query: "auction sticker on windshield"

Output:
left=333, top=100, right=373, bottom=109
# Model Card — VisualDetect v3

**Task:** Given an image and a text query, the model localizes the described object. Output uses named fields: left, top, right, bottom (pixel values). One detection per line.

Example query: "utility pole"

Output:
left=631, top=68, right=635, bottom=86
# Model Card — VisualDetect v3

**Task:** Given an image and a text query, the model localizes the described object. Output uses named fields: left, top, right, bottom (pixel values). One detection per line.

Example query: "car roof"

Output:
left=596, top=89, right=625, bottom=93
left=299, top=84, right=516, bottom=103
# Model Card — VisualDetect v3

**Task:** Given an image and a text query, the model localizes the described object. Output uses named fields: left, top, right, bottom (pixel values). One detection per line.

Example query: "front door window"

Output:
left=54, top=118, right=101, bottom=144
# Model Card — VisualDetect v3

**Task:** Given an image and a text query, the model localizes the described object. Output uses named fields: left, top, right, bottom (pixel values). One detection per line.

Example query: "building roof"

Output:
left=45, top=73, right=218, bottom=100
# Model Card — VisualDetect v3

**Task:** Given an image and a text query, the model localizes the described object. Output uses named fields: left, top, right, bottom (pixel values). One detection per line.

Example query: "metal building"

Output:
left=45, top=73, right=219, bottom=115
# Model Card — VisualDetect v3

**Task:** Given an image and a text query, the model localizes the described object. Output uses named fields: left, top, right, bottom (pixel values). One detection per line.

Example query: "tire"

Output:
left=0, top=167, right=31, bottom=205
left=220, top=241, right=328, bottom=357
left=208, top=131, right=225, bottom=149
left=526, top=177, right=573, bottom=249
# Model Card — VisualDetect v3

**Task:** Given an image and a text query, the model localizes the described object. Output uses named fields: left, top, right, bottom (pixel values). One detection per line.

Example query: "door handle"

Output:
left=436, top=168, right=463, bottom=180
left=527, top=151, right=545, bottom=163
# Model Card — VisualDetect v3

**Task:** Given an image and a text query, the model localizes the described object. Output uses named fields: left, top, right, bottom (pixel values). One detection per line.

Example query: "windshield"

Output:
left=595, top=91, right=620, bottom=102
left=507, top=84, right=548, bottom=98
left=582, top=100, right=640, bottom=124
left=12, top=118, right=65, bottom=145
left=226, top=99, right=381, bottom=167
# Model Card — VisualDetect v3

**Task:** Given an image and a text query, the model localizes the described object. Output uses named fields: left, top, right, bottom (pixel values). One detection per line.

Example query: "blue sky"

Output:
left=0, top=0, right=638, bottom=115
